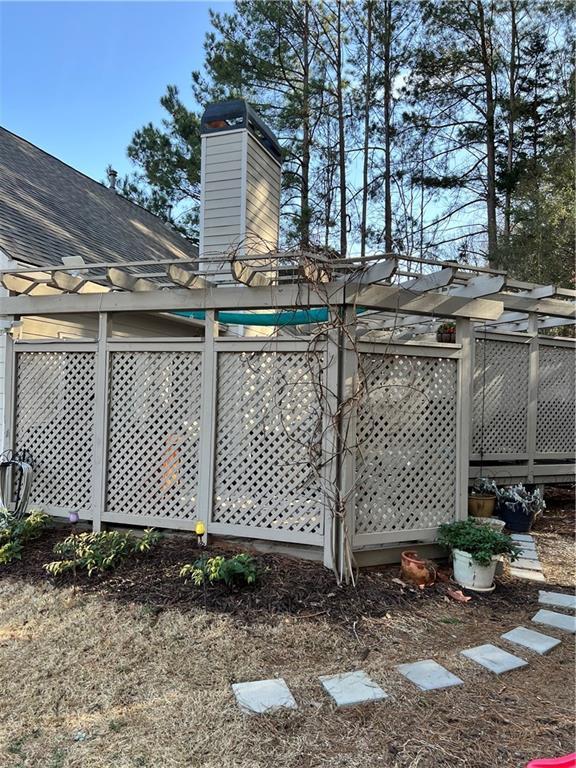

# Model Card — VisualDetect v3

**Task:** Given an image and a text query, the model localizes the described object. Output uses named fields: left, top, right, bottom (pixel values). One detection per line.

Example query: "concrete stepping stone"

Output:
left=319, top=670, right=389, bottom=707
left=510, top=534, right=534, bottom=543
left=517, top=540, right=536, bottom=551
left=232, top=678, right=297, bottom=715
left=532, top=609, right=576, bottom=634
left=461, top=643, right=527, bottom=674
left=517, top=548, right=539, bottom=560
left=502, top=626, right=561, bottom=655
left=509, top=567, right=546, bottom=582
left=512, top=557, right=542, bottom=571
left=396, top=660, right=463, bottom=691
left=539, top=591, right=576, bottom=611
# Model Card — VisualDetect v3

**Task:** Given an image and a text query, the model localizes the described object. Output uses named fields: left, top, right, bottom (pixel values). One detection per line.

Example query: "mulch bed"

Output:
left=2, top=484, right=573, bottom=625
left=0, top=525, right=546, bottom=625
left=533, top=487, right=575, bottom=537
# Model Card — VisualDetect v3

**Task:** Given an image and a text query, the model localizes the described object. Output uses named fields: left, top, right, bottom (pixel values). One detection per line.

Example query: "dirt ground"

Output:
left=0, top=488, right=574, bottom=768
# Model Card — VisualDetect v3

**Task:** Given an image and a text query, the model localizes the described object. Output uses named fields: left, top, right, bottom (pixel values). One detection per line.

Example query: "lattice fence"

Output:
left=472, top=338, right=530, bottom=456
left=212, top=350, right=324, bottom=540
left=536, top=344, right=576, bottom=454
left=355, top=353, right=458, bottom=539
left=14, top=351, right=96, bottom=513
left=106, top=351, right=202, bottom=520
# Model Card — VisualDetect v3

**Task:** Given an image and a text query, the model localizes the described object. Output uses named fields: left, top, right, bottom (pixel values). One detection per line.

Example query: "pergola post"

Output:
left=526, top=313, right=539, bottom=483
left=456, top=318, right=472, bottom=519
left=197, top=311, right=219, bottom=543
left=91, top=312, right=109, bottom=532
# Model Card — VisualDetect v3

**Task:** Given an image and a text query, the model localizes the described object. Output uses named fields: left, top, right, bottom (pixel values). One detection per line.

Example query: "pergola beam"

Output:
left=340, top=257, right=396, bottom=287
left=167, top=264, right=213, bottom=290
left=2, top=273, right=63, bottom=296
left=49, top=271, right=109, bottom=294
left=494, top=293, right=575, bottom=318
left=350, top=283, right=503, bottom=320
left=107, top=267, right=159, bottom=293
left=448, top=274, right=505, bottom=298
left=0, top=283, right=346, bottom=315
left=400, top=266, right=455, bottom=292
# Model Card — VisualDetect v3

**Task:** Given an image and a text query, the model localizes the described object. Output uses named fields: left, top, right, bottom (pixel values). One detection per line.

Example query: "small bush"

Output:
left=179, top=553, right=258, bottom=587
left=438, top=519, right=521, bottom=566
left=0, top=508, right=50, bottom=565
left=44, top=528, right=161, bottom=577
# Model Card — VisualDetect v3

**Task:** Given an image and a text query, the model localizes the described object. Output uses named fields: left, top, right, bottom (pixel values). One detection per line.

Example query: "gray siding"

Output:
left=199, top=129, right=281, bottom=267
left=200, top=132, right=244, bottom=257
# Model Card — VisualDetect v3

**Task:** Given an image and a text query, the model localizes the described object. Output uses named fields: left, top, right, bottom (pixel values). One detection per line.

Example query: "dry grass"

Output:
left=0, top=495, right=574, bottom=768
left=1, top=582, right=574, bottom=767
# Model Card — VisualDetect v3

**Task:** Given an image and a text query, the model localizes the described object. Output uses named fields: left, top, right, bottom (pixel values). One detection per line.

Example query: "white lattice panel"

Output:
left=14, top=351, right=96, bottom=512
left=355, top=353, right=458, bottom=536
left=106, top=351, right=202, bottom=520
left=213, top=351, right=324, bottom=538
left=472, top=338, right=529, bottom=456
left=536, top=344, right=576, bottom=454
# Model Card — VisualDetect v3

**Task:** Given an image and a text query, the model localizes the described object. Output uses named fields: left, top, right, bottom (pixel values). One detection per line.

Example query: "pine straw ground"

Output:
left=0, top=489, right=574, bottom=768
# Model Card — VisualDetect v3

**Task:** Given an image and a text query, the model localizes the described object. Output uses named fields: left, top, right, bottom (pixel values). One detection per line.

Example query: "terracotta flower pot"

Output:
left=401, top=550, right=436, bottom=586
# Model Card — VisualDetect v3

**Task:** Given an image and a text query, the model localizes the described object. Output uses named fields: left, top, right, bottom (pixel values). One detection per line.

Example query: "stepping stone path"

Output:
left=396, top=660, right=463, bottom=691
left=539, top=590, right=576, bottom=611
left=232, top=678, right=297, bottom=715
left=509, top=533, right=546, bottom=582
left=502, top=626, right=561, bottom=655
left=232, top=597, right=570, bottom=713
left=461, top=643, right=527, bottom=674
left=319, top=670, right=389, bottom=707
left=532, top=609, right=576, bottom=634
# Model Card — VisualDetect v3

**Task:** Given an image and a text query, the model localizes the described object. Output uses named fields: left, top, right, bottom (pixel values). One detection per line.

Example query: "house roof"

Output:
left=0, top=126, right=198, bottom=268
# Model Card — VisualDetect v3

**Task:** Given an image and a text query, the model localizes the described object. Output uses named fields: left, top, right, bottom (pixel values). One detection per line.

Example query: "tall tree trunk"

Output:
left=477, top=0, right=498, bottom=262
left=504, top=0, right=517, bottom=243
left=336, top=0, right=348, bottom=257
left=300, top=0, right=311, bottom=249
left=383, top=0, right=393, bottom=254
left=360, top=0, right=373, bottom=259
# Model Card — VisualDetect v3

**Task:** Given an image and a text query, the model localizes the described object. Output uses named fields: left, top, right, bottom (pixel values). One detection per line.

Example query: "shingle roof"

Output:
left=0, top=126, right=198, bottom=268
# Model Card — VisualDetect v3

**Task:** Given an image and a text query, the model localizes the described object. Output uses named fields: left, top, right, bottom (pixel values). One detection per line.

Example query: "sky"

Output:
left=0, top=1, right=233, bottom=183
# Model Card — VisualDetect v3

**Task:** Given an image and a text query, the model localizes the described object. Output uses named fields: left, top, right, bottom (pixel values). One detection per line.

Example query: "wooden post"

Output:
left=91, top=313, right=109, bottom=532
left=321, top=305, right=357, bottom=581
left=2, top=330, right=15, bottom=455
left=321, top=322, right=339, bottom=572
left=456, top=318, right=472, bottom=520
left=337, top=306, right=358, bottom=583
left=526, top=313, right=539, bottom=483
left=197, top=310, right=219, bottom=542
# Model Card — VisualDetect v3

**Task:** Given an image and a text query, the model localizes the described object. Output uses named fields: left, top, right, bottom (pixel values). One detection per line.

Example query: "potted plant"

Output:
left=468, top=477, right=498, bottom=518
left=438, top=519, right=521, bottom=592
left=496, top=484, right=546, bottom=533
left=436, top=321, right=456, bottom=342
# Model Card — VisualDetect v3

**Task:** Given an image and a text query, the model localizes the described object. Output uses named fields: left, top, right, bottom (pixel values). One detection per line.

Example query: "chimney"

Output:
left=199, top=100, right=282, bottom=282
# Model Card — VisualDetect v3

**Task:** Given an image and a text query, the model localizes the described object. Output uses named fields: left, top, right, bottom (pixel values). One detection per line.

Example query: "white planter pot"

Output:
left=470, top=516, right=506, bottom=533
left=452, top=549, right=497, bottom=592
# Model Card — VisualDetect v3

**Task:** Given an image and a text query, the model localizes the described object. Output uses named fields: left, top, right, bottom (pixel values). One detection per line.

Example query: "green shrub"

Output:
left=179, top=553, right=258, bottom=587
left=0, top=508, right=50, bottom=565
left=44, top=528, right=161, bottom=577
left=438, top=519, right=521, bottom=566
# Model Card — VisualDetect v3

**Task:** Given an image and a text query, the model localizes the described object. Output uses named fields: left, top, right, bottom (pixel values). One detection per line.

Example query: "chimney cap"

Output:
left=201, top=99, right=282, bottom=162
